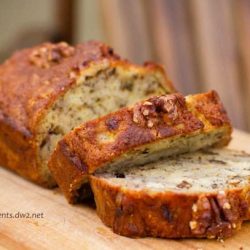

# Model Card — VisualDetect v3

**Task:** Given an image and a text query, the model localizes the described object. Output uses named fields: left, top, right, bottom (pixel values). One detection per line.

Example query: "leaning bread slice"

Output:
left=90, top=148, right=250, bottom=239
left=0, top=41, right=173, bottom=187
left=48, top=90, right=232, bottom=203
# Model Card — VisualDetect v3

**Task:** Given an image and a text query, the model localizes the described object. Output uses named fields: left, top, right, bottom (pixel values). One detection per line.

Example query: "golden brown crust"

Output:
left=187, top=90, right=232, bottom=147
left=48, top=91, right=232, bottom=203
left=0, top=41, right=174, bottom=187
left=90, top=176, right=250, bottom=239
left=194, top=90, right=230, bottom=127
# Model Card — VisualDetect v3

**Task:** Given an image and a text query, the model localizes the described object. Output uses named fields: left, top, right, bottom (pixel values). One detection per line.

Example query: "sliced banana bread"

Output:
left=0, top=41, right=173, bottom=187
left=90, top=148, right=250, bottom=239
left=48, top=90, right=232, bottom=203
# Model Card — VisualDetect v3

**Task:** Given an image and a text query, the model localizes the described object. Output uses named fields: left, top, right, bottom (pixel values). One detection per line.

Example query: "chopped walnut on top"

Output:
left=29, top=42, right=75, bottom=68
left=132, top=93, right=185, bottom=128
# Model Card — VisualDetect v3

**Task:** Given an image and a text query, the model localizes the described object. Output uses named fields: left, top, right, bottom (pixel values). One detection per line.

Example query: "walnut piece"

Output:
left=176, top=180, right=192, bottom=189
left=29, top=42, right=75, bottom=68
left=132, top=94, right=185, bottom=128
left=189, top=221, right=197, bottom=230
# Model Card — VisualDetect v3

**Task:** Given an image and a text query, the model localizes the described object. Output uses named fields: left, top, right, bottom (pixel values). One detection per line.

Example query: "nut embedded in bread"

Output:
left=0, top=41, right=173, bottom=187
left=48, top=90, right=232, bottom=203
left=90, top=149, right=250, bottom=239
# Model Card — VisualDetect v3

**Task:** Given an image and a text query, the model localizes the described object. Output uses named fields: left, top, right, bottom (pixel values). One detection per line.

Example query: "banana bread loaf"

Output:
left=48, top=91, right=232, bottom=203
left=0, top=41, right=173, bottom=187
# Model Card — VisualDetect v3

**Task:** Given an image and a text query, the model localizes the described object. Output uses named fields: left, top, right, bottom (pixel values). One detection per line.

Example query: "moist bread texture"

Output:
left=90, top=149, right=250, bottom=239
left=0, top=41, right=173, bottom=187
left=48, top=90, right=232, bottom=203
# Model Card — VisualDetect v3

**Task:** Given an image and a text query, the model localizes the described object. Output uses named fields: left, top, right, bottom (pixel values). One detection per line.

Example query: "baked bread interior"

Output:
left=91, top=148, right=250, bottom=239
left=37, top=63, right=169, bottom=186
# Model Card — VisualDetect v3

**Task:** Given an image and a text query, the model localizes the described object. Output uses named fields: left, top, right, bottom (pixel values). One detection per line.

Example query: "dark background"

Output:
left=0, top=0, right=249, bottom=131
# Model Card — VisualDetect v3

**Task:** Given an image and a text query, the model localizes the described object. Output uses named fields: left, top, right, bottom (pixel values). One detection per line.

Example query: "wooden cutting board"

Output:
left=0, top=129, right=249, bottom=250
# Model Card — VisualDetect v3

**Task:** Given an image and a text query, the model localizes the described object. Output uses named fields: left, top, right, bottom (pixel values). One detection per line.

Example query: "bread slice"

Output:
left=90, top=148, right=250, bottom=239
left=48, top=90, right=232, bottom=203
left=0, top=41, right=173, bottom=187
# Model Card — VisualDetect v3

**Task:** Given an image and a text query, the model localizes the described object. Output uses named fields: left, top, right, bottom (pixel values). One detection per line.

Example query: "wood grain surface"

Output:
left=0, top=129, right=249, bottom=250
